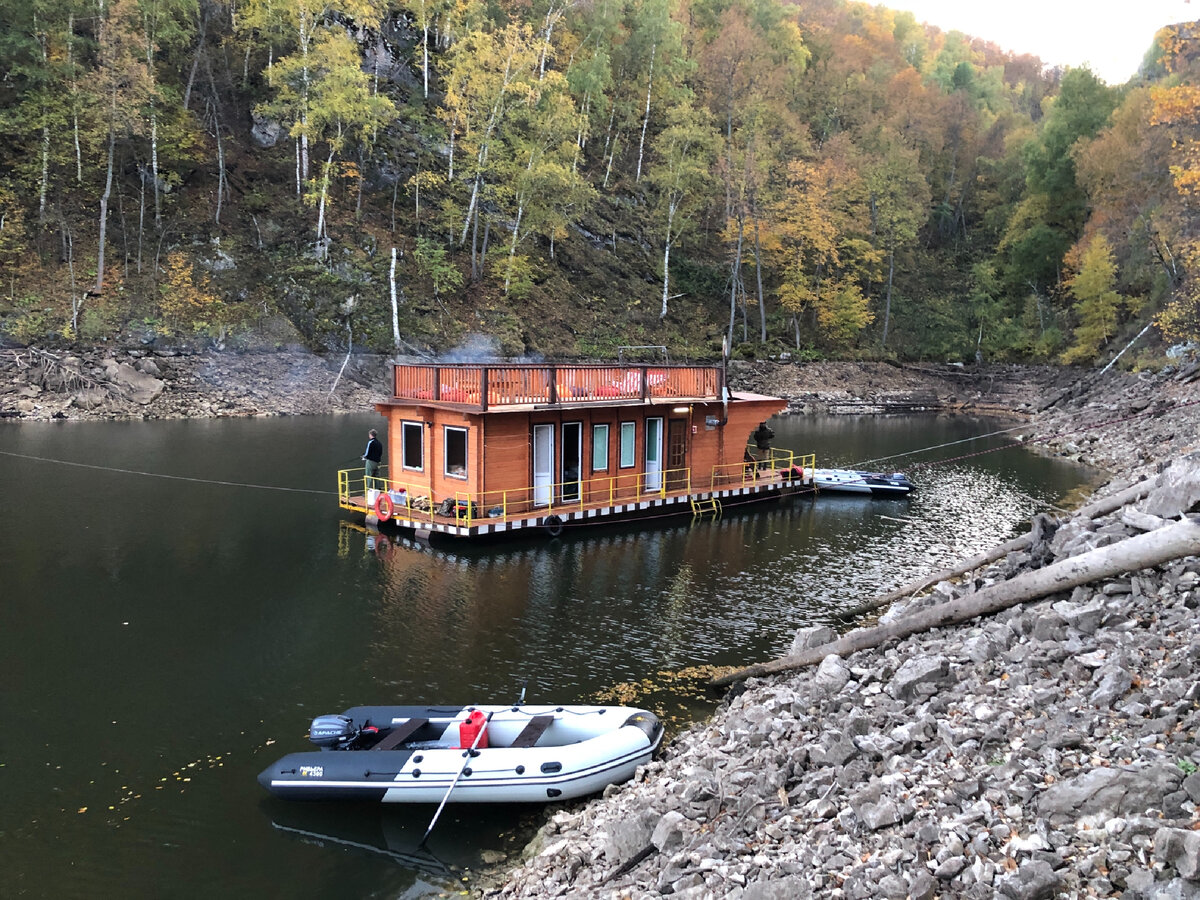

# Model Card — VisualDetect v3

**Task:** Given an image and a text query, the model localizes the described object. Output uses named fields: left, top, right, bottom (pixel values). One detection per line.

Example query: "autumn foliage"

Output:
left=0, top=0, right=1197, bottom=363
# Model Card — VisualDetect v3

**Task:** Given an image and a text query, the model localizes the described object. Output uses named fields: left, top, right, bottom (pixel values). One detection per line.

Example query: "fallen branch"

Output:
left=712, top=516, right=1200, bottom=687
left=835, top=476, right=1157, bottom=621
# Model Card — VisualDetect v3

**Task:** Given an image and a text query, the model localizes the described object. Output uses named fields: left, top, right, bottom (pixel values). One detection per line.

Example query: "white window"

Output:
left=401, top=421, right=423, bottom=471
left=444, top=426, right=467, bottom=479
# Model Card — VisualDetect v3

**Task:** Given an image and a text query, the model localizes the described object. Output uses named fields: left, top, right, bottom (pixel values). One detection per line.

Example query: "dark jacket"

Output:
left=363, top=437, right=383, bottom=463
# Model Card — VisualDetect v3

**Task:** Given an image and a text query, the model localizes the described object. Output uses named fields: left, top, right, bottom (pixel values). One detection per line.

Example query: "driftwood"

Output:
left=711, top=515, right=1200, bottom=687
left=835, top=476, right=1158, bottom=621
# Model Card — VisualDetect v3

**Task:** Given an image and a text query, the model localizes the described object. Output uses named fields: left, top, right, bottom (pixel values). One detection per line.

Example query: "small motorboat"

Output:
left=812, top=468, right=914, bottom=497
left=258, top=704, right=663, bottom=804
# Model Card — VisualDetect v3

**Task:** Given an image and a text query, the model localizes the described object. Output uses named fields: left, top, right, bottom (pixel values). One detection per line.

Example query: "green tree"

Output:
left=1061, top=234, right=1125, bottom=364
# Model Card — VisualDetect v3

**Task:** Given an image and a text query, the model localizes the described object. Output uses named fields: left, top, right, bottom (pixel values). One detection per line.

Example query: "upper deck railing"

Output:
left=391, top=363, right=723, bottom=410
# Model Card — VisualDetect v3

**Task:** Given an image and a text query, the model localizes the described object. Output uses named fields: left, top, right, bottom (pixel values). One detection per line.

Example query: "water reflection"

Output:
left=0, top=412, right=1093, bottom=899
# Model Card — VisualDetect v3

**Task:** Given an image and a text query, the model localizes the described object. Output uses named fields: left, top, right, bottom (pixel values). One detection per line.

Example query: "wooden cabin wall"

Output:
left=378, top=396, right=785, bottom=510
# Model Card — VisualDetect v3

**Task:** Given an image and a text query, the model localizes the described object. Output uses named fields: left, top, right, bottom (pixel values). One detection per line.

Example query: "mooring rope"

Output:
left=0, top=449, right=334, bottom=495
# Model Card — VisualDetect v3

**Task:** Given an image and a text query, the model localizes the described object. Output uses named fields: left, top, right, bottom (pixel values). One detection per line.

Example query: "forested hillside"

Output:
left=0, top=0, right=1197, bottom=364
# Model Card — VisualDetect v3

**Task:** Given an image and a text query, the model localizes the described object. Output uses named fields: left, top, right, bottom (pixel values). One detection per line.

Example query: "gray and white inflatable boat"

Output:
left=258, top=704, right=663, bottom=803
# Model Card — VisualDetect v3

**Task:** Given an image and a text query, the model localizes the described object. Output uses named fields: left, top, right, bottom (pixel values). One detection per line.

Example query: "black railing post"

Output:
left=480, top=368, right=489, bottom=411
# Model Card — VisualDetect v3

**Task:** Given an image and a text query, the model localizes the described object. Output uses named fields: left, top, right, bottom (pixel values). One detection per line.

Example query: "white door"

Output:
left=644, top=417, right=663, bottom=492
left=533, top=424, right=554, bottom=506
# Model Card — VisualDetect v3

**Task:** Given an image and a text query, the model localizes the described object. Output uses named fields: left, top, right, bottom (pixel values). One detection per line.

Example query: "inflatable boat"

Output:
left=258, top=704, right=663, bottom=803
left=812, top=468, right=914, bottom=496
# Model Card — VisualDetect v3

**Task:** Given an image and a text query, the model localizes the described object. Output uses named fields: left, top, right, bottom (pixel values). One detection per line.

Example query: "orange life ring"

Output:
left=374, top=492, right=394, bottom=522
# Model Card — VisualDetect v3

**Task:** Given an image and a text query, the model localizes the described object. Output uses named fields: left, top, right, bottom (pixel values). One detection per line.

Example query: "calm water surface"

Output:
left=0, top=412, right=1095, bottom=897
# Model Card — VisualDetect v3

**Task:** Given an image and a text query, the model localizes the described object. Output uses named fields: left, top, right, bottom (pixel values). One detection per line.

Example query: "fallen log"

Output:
left=835, top=476, right=1157, bottom=621
left=711, top=516, right=1200, bottom=687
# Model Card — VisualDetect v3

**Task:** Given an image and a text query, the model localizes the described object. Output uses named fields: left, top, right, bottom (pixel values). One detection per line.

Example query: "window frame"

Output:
left=443, top=425, right=468, bottom=480
left=618, top=422, right=637, bottom=469
left=401, top=420, right=424, bottom=471
left=591, top=423, right=610, bottom=472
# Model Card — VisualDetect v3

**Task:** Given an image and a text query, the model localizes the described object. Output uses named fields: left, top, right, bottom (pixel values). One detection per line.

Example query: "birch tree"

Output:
left=647, top=99, right=715, bottom=319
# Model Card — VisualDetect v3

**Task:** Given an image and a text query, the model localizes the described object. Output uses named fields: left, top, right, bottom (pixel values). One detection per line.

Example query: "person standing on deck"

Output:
left=363, top=429, right=383, bottom=484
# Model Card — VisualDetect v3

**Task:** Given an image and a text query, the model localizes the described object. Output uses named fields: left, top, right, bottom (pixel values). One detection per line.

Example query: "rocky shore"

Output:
left=0, top=345, right=388, bottom=420
left=482, top=362, right=1200, bottom=899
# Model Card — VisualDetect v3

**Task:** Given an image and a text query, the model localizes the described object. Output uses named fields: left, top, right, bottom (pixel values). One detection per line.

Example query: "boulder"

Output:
left=1156, top=827, right=1200, bottom=881
left=1038, top=762, right=1184, bottom=824
left=886, top=655, right=953, bottom=700
left=109, top=362, right=164, bottom=405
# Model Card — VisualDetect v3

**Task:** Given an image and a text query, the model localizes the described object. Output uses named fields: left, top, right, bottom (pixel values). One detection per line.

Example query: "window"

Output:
left=401, top=421, right=423, bottom=470
left=592, top=424, right=609, bottom=471
left=619, top=422, right=636, bottom=468
left=444, top=426, right=467, bottom=479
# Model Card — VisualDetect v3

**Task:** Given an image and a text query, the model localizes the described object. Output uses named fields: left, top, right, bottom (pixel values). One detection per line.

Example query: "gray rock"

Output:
left=908, top=869, right=937, bottom=900
left=600, top=808, right=657, bottom=867
left=1091, top=664, right=1134, bottom=707
left=1141, top=454, right=1200, bottom=518
left=1038, top=762, right=1184, bottom=824
left=250, top=112, right=284, bottom=148
left=651, top=810, right=687, bottom=853
left=1156, top=827, right=1200, bottom=880
left=814, top=654, right=851, bottom=694
left=997, top=859, right=1061, bottom=899
left=742, top=874, right=813, bottom=900
left=886, top=655, right=952, bottom=700
left=1184, top=771, right=1200, bottom=804
left=790, top=625, right=837, bottom=656
left=935, top=856, right=968, bottom=880
left=108, top=362, right=165, bottom=405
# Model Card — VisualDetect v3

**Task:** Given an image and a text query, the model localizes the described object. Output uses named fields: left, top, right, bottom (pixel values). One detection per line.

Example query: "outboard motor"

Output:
left=308, top=714, right=358, bottom=749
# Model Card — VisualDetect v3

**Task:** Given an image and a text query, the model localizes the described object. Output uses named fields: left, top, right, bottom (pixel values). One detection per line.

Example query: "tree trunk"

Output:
left=880, top=246, right=894, bottom=349
left=660, top=200, right=675, bottom=319
left=754, top=218, right=766, bottom=343
left=390, top=247, right=401, bottom=350
left=635, top=43, right=655, bottom=183
left=95, top=120, right=116, bottom=296
left=314, top=145, right=335, bottom=259
left=712, top=512, right=1199, bottom=688
left=726, top=215, right=744, bottom=351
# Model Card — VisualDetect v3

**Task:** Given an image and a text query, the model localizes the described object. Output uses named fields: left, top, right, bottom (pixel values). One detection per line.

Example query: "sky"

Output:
left=890, top=0, right=1195, bottom=84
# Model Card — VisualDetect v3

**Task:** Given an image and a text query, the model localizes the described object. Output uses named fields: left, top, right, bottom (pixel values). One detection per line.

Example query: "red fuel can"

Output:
left=459, top=710, right=489, bottom=749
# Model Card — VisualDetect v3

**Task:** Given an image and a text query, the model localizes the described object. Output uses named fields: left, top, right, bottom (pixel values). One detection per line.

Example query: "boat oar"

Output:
left=419, top=682, right=527, bottom=847
left=418, top=707, right=495, bottom=847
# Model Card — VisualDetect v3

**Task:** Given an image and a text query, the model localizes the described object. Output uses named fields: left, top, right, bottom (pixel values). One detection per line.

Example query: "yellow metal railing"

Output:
left=337, top=467, right=435, bottom=521
left=338, top=453, right=812, bottom=528
left=710, top=448, right=816, bottom=488
left=449, top=467, right=693, bottom=527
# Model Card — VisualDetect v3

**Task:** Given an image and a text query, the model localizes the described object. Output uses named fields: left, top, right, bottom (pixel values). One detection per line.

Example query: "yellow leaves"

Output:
left=158, top=251, right=222, bottom=337
left=1150, top=85, right=1200, bottom=127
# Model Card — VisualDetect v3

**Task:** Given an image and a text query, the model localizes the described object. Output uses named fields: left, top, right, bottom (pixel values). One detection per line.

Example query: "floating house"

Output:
left=337, top=360, right=813, bottom=540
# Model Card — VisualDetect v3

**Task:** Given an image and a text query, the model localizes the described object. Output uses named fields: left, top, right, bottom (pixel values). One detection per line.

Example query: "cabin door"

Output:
left=644, top=417, right=663, bottom=493
left=561, top=422, right=582, bottom=502
left=666, top=418, right=688, bottom=490
left=533, top=424, right=554, bottom=507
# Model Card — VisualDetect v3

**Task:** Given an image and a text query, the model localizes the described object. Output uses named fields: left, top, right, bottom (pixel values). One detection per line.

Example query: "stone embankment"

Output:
left=487, top=361, right=1200, bottom=900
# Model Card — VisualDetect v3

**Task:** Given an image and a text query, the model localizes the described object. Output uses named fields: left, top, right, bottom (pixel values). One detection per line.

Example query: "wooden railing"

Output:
left=391, top=363, right=722, bottom=409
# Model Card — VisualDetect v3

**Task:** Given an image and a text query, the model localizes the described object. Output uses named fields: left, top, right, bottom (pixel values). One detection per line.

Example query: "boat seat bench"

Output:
left=372, top=717, right=429, bottom=751
left=510, top=715, right=554, bottom=748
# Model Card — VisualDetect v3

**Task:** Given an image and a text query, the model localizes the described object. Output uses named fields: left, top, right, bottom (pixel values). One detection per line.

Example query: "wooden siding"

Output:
left=375, top=393, right=787, bottom=509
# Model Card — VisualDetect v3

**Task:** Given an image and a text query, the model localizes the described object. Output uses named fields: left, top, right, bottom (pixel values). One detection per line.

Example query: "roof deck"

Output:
left=387, top=363, right=722, bottom=411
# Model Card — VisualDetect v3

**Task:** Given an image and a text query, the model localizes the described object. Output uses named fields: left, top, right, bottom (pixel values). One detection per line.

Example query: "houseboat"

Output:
left=337, top=360, right=815, bottom=540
